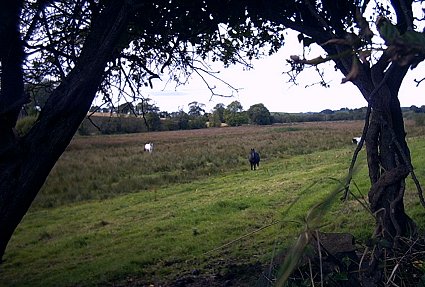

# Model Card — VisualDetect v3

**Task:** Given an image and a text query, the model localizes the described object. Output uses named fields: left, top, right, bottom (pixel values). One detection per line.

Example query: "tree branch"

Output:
left=40, top=9, right=66, bottom=79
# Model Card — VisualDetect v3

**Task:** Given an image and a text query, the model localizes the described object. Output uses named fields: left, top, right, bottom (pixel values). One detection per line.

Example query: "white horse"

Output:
left=352, top=137, right=362, bottom=145
left=144, top=142, right=154, bottom=153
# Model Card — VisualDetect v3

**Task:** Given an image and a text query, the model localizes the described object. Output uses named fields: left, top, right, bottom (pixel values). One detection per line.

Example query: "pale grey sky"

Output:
left=144, top=43, right=424, bottom=114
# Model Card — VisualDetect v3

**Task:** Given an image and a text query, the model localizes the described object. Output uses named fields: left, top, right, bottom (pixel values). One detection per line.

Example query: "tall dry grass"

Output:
left=34, top=120, right=424, bottom=209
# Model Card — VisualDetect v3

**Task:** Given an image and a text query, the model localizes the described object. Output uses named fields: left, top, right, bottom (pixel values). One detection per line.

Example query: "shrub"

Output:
left=414, top=114, right=425, bottom=126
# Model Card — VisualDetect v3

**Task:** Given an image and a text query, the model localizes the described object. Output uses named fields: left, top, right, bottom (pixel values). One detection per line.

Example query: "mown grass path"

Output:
left=1, top=122, right=425, bottom=286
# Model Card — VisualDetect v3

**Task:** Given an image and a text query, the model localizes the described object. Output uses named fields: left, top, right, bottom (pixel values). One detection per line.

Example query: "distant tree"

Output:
left=410, top=105, right=425, bottom=113
left=321, top=109, right=334, bottom=115
left=159, top=111, right=169, bottom=119
left=209, top=112, right=221, bottom=127
left=135, top=99, right=160, bottom=115
left=188, top=101, right=206, bottom=117
left=224, top=101, right=248, bottom=126
left=210, top=103, right=225, bottom=127
left=410, top=105, right=421, bottom=113
left=247, top=103, right=272, bottom=125
left=225, top=112, right=249, bottom=127
left=176, top=109, right=190, bottom=130
left=145, top=112, right=161, bottom=131
left=226, top=101, right=243, bottom=113
left=186, top=102, right=206, bottom=129
left=134, top=99, right=161, bottom=131
left=189, top=117, right=207, bottom=129
left=117, top=103, right=134, bottom=114
left=214, top=103, right=225, bottom=121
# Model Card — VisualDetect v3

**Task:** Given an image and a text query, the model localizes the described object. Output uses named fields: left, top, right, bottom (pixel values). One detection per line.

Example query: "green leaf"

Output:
left=342, top=256, right=352, bottom=268
left=276, top=231, right=311, bottom=287
left=333, top=272, right=349, bottom=281
left=377, top=18, right=399, bottom=45
left=400, top=30, right=425, bottom=49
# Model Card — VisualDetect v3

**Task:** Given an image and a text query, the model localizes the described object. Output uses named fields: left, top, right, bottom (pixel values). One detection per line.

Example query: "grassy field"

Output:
left=1, top=121, right=425, bottom=286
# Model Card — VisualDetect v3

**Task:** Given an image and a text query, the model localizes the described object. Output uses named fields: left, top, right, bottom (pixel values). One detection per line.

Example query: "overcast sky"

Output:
left=139, top=30, right=425, bottom=114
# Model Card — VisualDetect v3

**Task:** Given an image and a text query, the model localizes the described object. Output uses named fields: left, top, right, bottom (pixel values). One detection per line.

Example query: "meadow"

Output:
left=1, top=121, right=425, bottom=286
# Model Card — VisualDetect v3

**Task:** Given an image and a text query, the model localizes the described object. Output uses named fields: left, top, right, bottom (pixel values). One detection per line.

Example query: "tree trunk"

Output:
left=354, top=60, right=418, bottom=285
left=364, top=60, right=416, bottom=242
left=327, top=44, right=417, bottom=242
left=0, top=0, right=26, bottom=262
left=0, top=1, right=131, bottom=261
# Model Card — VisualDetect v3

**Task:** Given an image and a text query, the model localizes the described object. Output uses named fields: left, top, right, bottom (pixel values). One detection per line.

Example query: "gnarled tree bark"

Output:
left=366, top=56, right=416, bottom=241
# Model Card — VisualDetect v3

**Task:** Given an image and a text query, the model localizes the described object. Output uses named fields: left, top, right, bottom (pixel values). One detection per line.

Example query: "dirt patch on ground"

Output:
left=170, top=261, right=265, bottom=287
left=112, top=260, right=266, bottom=287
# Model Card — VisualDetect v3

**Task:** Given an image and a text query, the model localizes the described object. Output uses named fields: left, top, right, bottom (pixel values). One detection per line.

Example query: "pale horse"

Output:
left=144, top=142, right=154, bottom=153
left=352, top=137, right=362, bottom=145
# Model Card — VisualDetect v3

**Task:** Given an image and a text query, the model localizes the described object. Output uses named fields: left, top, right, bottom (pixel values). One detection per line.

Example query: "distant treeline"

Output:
left=76, top=105, right=425, bottom=136
left=19, top=83, right=425, bottom=136
left=272, top=107, right=368, bottom=123
left=19, top=79, right=425, bottom=136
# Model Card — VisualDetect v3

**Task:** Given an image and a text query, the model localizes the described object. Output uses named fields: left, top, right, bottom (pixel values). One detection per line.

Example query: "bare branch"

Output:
left=40, top=9, right=66, bottom=79
left=191, top=65, right=241, bottom=100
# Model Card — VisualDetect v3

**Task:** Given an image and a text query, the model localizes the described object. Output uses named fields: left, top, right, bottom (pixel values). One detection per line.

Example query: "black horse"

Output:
left=249, top=148, right=260, bottom=170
